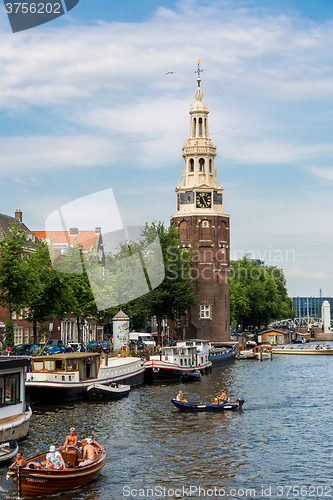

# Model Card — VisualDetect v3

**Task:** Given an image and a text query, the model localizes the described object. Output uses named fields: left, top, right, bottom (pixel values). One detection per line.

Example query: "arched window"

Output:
left=199, top=118, right=203, bottom=137
left=189, top=159, right=194, bottom=172
left=205, top=118, right=207, bottom=136
left=193, top=118, right=196, bottom=137
left=199, top=158, right=205, bottom=172
left=209, top=159, right=212, bottom=172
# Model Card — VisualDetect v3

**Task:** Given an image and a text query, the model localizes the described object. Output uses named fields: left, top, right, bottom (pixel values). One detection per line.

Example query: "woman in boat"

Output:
left=46, top=445, right=66, bottom=470
left=176, top=391, right=188, bottom=403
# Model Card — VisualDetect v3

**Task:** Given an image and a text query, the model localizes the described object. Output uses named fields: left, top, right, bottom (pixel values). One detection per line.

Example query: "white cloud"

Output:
left=0, top=135, right=124, bottom=173
left=0, top=2, right=333, bottom=296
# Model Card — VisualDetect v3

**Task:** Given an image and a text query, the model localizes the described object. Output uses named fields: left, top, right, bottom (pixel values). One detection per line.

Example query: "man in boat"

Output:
left=46, top=445, right=66, bottom=470
left=27, top=461, right=45, bottom=469
left=9, top=451, right=26, bottom=469
left=78, top=438, right=97, bottom=467
left=218, top=390, right=227, bottom=403
left=63, top=427, right=78, bottom=448
left=176, top=390, right=188, bottom=403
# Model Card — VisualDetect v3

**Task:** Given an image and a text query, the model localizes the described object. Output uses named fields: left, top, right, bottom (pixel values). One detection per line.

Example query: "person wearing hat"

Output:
left=46, top=445, right=66, bottom=470
left=78, top=439, right=97, bottom=467
left=63, top=427, right=78, bottom=448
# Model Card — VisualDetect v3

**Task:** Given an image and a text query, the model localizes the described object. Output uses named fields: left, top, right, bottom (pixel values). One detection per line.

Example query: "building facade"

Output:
left=171, top=66, right=230, bottom=341
left=293, top=297, right=333, bottom=321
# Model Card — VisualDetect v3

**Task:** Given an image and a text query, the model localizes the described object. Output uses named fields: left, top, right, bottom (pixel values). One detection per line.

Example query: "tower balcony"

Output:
left=182, top=145, right=217, bottom=156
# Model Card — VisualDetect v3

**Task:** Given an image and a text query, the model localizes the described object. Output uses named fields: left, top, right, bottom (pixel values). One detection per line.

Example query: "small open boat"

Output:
left=7, top=440, right=106, bottom=498
left=171, top=398, right=245, bottom=411
left=0, top=439, right=18, bottom=463
left=87, top=382, right=131, bottom=400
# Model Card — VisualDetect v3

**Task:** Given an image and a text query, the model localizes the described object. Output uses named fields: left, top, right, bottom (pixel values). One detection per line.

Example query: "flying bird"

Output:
left=165, top=71, right=176, bottom=75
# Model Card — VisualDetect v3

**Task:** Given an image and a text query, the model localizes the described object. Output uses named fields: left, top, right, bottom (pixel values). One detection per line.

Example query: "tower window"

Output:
left=209, top=159, right=212, bottom=172
left=205, top=118, right=207, bottom=136
left=199, top=158, right=205, bottom=172
left=189, top=159, right=194, bottom=172
left=199, top=118, right=203, bottom=137
left=200, top=304, right=211, bottom=319
left=193, top=118, right=196, bottom=138
left=202, top=220, right=209, bottom=228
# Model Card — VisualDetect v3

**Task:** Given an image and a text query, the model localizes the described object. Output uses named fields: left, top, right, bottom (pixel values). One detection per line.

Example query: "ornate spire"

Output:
left=194, top=59, right=204, bottom=101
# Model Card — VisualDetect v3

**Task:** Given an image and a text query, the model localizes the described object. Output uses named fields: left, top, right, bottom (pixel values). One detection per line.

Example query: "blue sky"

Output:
left=0, top=0, right=333, bottom=298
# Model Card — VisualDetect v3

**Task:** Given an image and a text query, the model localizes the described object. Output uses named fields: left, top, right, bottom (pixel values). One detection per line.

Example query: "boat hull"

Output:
left=0, top=440, right=18, bottom=463
left=209, top=348, right=236, bottom=366
left=26, top=367, right=144, bottom=404
left=273, top=346, right=333, bottom=355
left=8, top=442, right=106, bottom=498
left=87, top=383, right=130, bottom=400
left=171, top=398, right=245, bottom=411
left=144, top=360, right=212, bottom=383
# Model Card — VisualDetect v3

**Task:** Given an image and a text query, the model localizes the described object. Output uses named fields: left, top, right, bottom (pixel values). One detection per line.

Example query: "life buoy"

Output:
left=153, top=367, right=160, bottom=373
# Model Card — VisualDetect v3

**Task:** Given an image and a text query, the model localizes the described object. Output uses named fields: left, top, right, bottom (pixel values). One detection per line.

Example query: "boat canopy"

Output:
left=31, top=353, right=100, bottom=380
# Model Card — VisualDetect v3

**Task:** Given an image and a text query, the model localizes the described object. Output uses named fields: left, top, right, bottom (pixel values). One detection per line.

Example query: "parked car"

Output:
left=86, top=341, right=103, bottom=353
left=15, top=344, right=41, bottom=356
left=100, top=341, right=113, bottom=353
left=44, top=345, right=66, bottom=355
left=46, top=339, right=64, bottom=347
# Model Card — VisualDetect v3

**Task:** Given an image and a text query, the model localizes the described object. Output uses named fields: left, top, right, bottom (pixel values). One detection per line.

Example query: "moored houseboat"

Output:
left=0, top=356, right=32, bottom=441
left=144, top=343, right=212, bottom=383
left=25, top=352, right=144, bottom=403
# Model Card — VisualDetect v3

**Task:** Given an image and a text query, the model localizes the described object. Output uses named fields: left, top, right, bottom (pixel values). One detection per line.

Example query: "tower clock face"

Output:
left=196, top=192, right=212, bottom=208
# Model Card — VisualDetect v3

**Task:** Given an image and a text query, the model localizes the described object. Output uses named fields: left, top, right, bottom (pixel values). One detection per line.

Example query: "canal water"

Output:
left=1, top=355, right=333, bottom=499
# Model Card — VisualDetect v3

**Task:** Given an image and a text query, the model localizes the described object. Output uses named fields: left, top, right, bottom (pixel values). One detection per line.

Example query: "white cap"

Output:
left=86, top=438, right=93, bottom=445
left=49, top=445, right=56, bottom=452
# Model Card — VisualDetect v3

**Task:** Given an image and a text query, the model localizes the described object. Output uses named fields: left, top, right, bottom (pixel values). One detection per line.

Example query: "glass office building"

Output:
left=292, top=297, right=333, bottom=320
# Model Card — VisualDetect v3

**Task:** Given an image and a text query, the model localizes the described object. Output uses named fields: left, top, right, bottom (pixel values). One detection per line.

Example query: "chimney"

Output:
left=95, top=227, right=101, bottom=234
left=15, top=209, right=22, bottom=222
left=69, top=227, right=79, bottom=236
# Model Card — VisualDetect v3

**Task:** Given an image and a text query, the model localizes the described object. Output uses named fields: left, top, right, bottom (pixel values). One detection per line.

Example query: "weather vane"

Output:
left=195, top=59, right=203, bottom=87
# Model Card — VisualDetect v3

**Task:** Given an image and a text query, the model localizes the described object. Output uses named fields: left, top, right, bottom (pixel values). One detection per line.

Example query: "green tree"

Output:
left=105, top=222, right=195, bottom=345
left=0, top=222, right=31, bottom=336
left=54, top=246, right=100, bottom=344
left=136, top=222, right=195, bottom=345
left=24, top=241, right=74, bottom=344
left=230, top=257, right=294, bottom=329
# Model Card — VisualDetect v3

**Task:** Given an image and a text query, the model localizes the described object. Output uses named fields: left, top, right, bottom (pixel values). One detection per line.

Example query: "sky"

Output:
left=0, top=0, right=333, bottom=298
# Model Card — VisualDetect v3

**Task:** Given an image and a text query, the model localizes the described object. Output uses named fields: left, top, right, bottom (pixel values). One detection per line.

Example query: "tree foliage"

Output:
left=114, top=222, right=195, bottom=344
left=230, top=257, right=295, bottom=329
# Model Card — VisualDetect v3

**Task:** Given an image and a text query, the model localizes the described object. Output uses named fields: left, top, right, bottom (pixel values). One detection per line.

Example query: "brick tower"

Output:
left=171, top=61, right=230, bottom=341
